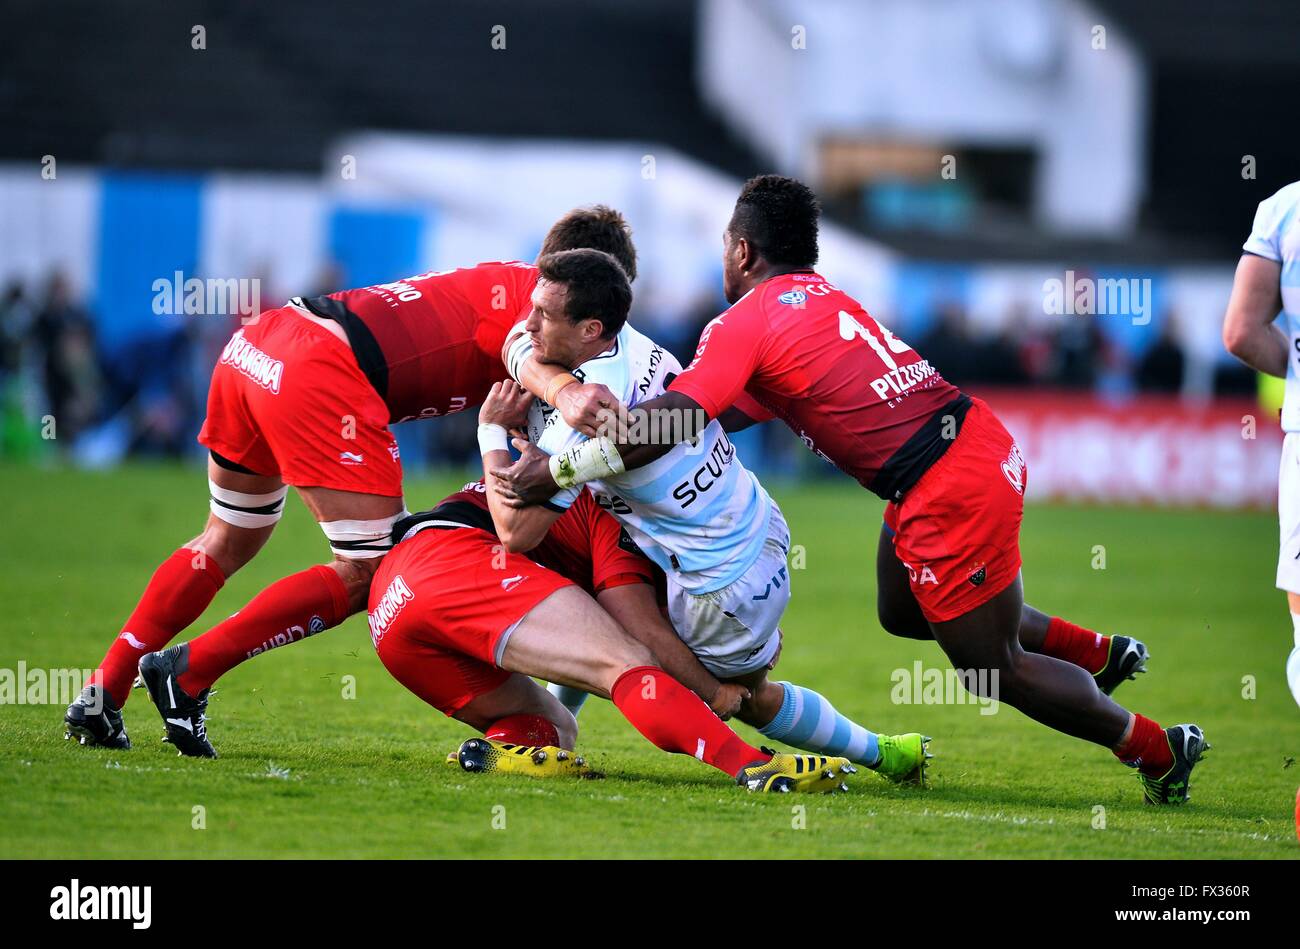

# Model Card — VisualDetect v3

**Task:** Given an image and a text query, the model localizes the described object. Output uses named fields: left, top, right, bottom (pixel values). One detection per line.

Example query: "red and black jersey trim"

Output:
left=392, top=499, right=497, bottom=545
left=870, top=392, right=972, bottom=502
left=299, top=295, right=390, bottom=401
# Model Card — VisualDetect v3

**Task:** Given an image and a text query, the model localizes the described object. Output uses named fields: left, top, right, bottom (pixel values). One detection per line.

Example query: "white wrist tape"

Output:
left=549, top=437, right=625, bottom=488
left=477, top=423, right=511, bottom=455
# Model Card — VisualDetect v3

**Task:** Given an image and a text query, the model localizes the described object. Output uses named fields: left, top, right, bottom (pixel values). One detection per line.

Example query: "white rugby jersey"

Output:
left=509, top=322, right=772, bottom=594
left=1243, top=181, right=1300, bottom=432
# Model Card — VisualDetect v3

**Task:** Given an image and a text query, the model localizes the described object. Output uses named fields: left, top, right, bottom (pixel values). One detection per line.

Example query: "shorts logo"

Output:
left=968, top=565, right=987, bottom=587
left=902, top=560, right=939, bottom=585
left=501, top=574, right=526, bottom=592
left=340, top=451, right=364, bottom=465
left=778, top=290, right=807, bottom=306
left=219, top=331, right=284, bottom=394
left=1001, top=444, right=1026, bottom=495
left=368, top=575, right=414, bottom=647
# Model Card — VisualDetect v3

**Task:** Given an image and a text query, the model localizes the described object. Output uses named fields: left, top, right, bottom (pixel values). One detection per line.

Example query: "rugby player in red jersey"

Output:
left=494, top=176, right=1207, bottom=805
left=65, top=208, right=638, bottom=756
left=366, top=477, right=852, bottom=792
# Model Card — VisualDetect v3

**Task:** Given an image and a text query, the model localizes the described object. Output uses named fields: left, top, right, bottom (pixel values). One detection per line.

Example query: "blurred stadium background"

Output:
left=1, top=0, right=1297, bottom=506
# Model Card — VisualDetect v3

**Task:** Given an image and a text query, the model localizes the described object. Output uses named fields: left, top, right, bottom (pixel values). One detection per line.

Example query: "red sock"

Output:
left=91, top=547, right=226, bottom=707
left=1114, top=713, right=1174, bottom=777
left=1041, top=616, right=1110, bottom=675
left=610, top=666, right=765, bottom=778
left=485, top=714, right=560, bottom=748
left=178, top=564, right=351, bottom=694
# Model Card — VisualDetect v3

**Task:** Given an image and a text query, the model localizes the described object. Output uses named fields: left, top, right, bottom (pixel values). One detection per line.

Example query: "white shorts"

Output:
left=667, top=506, right=791, bottom=678
left=1278, top=433, right=1300, bottom=593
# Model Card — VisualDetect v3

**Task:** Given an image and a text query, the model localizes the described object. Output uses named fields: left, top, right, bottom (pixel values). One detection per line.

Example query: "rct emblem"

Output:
left=778, top=290, right=807, bottom=306
left=1001, top=444, right=1026, bottom=495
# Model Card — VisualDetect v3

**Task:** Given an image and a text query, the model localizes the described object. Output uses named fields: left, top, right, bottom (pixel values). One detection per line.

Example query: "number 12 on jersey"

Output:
left=839, top=310, right=912, bottom=370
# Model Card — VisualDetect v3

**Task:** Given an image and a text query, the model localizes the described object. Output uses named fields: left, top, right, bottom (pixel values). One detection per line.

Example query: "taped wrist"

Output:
left=549, top=437, right=624, bottom=488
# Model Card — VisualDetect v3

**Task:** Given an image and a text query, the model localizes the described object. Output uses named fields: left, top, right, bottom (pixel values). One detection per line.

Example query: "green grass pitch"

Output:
left=1, top=463, right=1297, bottom=858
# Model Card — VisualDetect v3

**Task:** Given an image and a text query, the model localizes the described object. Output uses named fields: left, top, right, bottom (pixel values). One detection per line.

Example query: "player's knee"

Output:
left=192, top=515, right=273, bottom=576
left=600, top=639, right=657, bottom=689
left=877, top=599, right=928, bottom=640
left=330, top=555, right=381, bottom=613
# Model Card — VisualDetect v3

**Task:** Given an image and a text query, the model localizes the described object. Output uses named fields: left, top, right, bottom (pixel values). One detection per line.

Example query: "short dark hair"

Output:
left=728, top=174, right=820, bottom=268
left=536, top=249, right=632, bottom=339
left=539, top=205, right=638, bottom=282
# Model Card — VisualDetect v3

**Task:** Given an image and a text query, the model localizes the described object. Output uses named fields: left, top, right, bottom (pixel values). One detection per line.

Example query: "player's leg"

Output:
left=504, top=586, right=848, bottom=786
left=154, top=311, right=408, bottom=705
left=175, top=485, right=404, bottom=696
left=138, top=486, right=405, bottom=757
left=1276, top=435, right=1300, bottom=708
left=64, top=454, right=283, bottom=748
left=455, top=674, right=579, bottom=750
left=728, top=663, right=929, bottom=783
left=876, top=521, right=1146, bottom=693
left=930, top=576, right=1206, bottom=803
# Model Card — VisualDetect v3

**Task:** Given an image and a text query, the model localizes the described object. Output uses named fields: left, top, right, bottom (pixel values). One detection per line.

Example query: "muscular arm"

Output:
left=482, top=446, right=561, bottom=552
left=1223, top=253, right=1287, bottom=377
left=595, top=582, right=722, bottom=704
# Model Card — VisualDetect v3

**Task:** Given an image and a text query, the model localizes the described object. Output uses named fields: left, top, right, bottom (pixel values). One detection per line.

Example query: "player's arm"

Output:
left=594, top=581, right=747, bottom=720
left=478, top=381, right=563, bottom=552
left=503, top=323, right=617, bottom=437
left=493, top=311, right=764, bottom=504
left=1223, top=253, right=1287, bottom=377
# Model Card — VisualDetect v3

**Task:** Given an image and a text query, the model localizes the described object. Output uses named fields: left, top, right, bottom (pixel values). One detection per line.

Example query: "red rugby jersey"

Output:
left=668, top=271, right=968, bottom=500
left=300, top=262, right=537, bottom=424
left=397, top=481, right=654, bottom=596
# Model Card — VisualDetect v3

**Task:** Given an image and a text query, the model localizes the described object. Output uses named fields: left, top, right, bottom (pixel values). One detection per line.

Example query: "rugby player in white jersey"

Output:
left=478, top=248, right=932, bottom=780
left=1223, top=179, right=1300, bottom=708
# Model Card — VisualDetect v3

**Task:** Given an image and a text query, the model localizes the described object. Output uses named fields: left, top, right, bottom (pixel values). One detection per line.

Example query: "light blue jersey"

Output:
left=1244, top=181, right=1300, bottom=432
left=510, top=322, right=772, bottom=593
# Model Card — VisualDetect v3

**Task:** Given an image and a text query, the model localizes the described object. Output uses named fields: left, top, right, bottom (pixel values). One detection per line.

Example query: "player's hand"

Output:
left=479, top=380, right=534, bottom=429
left=491, top=438, right=558, bottom=507
left=556, top=382, right=620, bottom=437
left=709, top=682, right=750, bottom=721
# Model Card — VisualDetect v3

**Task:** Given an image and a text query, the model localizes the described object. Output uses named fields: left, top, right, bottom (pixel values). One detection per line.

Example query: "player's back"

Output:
left=528, top=323, right=772, bottom=594
left=299, top=261, right=537, bottom=424
left=676, top=273, right=966, bottom=501
left=1243, top=181, right=1300, bottom=432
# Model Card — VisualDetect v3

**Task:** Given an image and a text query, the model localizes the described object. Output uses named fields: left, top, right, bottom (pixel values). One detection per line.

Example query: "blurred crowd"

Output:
left=0, top=270, right=1255, bottom=472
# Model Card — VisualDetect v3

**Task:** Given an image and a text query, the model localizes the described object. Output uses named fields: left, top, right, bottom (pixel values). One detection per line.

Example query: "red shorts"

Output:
left=368, top=527, right=574, bottom=715
left=198, top=307, right=403, bottom=496
left=883, top=397, right=1026, bottom=623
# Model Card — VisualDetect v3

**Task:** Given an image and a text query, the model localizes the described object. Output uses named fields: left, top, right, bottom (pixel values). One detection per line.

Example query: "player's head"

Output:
left=723, top=174, right=820, bottom=303
left=540, top=205, right=638, bottom=283
left=527, top=249, right=632, bottom=367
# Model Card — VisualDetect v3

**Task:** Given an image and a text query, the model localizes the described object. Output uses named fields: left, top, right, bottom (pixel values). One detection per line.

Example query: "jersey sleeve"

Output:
left=1243, top=190, right=1292, bottom=262
left=503, top=320, right=532, bottom=381
left=731, top=390, right=776, bottom=423
left=667, top=302, right=768, bottom=420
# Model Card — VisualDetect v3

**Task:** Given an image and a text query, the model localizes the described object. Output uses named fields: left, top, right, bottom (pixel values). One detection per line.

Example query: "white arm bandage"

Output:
left=477, top=423, right=510, bottom=456
left=548, top=437, right=625, bottom=488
